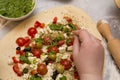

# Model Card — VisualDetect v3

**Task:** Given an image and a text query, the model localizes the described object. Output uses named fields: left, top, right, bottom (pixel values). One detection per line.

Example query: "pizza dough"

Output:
left=0, top=5, right=102, bottom=80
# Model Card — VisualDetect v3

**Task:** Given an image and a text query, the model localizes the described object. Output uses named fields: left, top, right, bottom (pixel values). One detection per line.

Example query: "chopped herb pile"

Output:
left=0, top=0, right=34, bottom=18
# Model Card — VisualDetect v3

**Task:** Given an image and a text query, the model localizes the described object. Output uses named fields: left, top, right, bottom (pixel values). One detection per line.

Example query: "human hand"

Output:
left=73, top=29, right=104, bottom=80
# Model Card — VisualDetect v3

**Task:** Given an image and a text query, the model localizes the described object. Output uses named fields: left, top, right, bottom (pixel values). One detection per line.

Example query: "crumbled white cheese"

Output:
left=56, top=53, right=63, bottom=62
left=35, top=33, right=40, bottom=38
left=42, top=46, right=47, bottom=53
left=8, top=59, right=13, bottom=65
left=20, top=63, right=29, bottom=70
left=63, top=71, right=74, bottom=80
left=23, top=74, right=29, bottom=80
left=37, top=28, right=45, bottom=33
left=59, top=44, right=67, bottom=53
left=41, top=54, right=48, bottom=62
left=61, top=53, right=70, bottom=59
left=67, top=46, right=73, bottom=51
left=64, top=33, right=67, bottom=38
left=29, top=64, right=37, bottom=69
left=28, top=57, right=37, bottom=63
left=56, top=74, right=63, bottom=80
left=28, top=57, right=41, bottom=69
left=27, top=52, right=33, bottom=56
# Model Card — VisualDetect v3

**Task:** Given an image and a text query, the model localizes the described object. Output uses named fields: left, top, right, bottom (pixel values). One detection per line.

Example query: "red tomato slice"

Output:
left=64, top=16, right=72, bottom=23
left=34, top=21, right=41, bottom=28
left=60, top=59, right=72, bottom=70
left=16, top=37, right=26, bottom=47
left=42, top=36, right=51, bottom=45
left=13, top=64, right=22, bottom=76
left=34, top=21, right=45, bottom=28
left=28, top=27, right=37, bottom=38
left=24, top=37, right=30, bottom=43
left=32, top=49, right=43, bottom=58
left=12, top=56, right=19, bottom=63
left=53, top=17, right=58, bottom=24
left=47, top=46, right=59, bottom=53
left=16, top=50, right=24, bottom=55
left=74, top=70, right=80, bottom=79
left=40, top=23, right=45, bottom=28
left=57, top=40, right=65, bottom=46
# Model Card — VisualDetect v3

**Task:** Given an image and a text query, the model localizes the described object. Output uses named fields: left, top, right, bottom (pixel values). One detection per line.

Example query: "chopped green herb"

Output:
left=49, top=23, right=63, bottom=31
left=51, top=41, right=57, bottom=46
left=19, top=55, right=31, bottom=64
left=0, top=0, right=34, bottom=18
left=60, top=76, right=67, bottom=80
left=35, top=38, right=43, bottom=43
left=66, top=39, right=71, bottom=44
left=63, top=27, right=71, bottom=33
left=68, top=23, right=77, bottom=30
left=56, top=35, right=65, bottom=41
left=30, top=75, right=42, bottom=80
left=33, top=59, right=37, bottom=64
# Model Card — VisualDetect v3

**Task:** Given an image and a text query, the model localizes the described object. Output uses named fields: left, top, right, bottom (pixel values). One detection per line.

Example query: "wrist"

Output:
left=80, top=74, right=103, bottom=80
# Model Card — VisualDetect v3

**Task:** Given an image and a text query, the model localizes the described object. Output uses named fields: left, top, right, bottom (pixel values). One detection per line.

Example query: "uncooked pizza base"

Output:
left=0, top=5, right=102, bottom=80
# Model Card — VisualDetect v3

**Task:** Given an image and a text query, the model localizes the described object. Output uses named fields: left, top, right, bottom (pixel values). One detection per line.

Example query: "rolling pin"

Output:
left=97, top=20, right=120, bottom=69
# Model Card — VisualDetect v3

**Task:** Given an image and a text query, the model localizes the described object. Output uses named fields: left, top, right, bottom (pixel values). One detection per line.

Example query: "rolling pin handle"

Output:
left=97, top=20, right=114, bottom=41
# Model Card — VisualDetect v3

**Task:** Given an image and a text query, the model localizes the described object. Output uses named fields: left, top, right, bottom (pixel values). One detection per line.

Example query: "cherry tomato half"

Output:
left=47, top=46, right=59, bottom=53
left=13, top=64, right=22, bottom=76
left=32, top=49, right=43, bottom=58
left=34, top=21, right=41, bottom=28
left=34, top=21, right=45, bottom=28
left=57, top=40, right=65, bottom=46
left=64, top=16, right=72, bottom=23
left=42, top=36, right=52, bottom=45
left=12, top=56, right=19, bottom=63
left=37, top=63, right=48, bottom=75
left=53, top=17, right=58, bottom=24
left=16, top=37, right=26, bottom=47
left=40, top=23, right=45, bottom=28
left=28, top=27, right=37, bottom=38
left=60, top=59, right=72, bottom=70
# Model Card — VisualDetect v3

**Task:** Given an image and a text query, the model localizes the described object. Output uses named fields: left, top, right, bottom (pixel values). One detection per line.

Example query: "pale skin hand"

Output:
left=73, top=29, right=104, bottom=80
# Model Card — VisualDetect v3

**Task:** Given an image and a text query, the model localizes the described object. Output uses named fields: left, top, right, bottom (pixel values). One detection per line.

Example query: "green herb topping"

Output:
left=0, top=0, right=34, bottom=18
left=19, top=55, right=31, bottom=64
left=49, top=23, right=63, bottom=31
